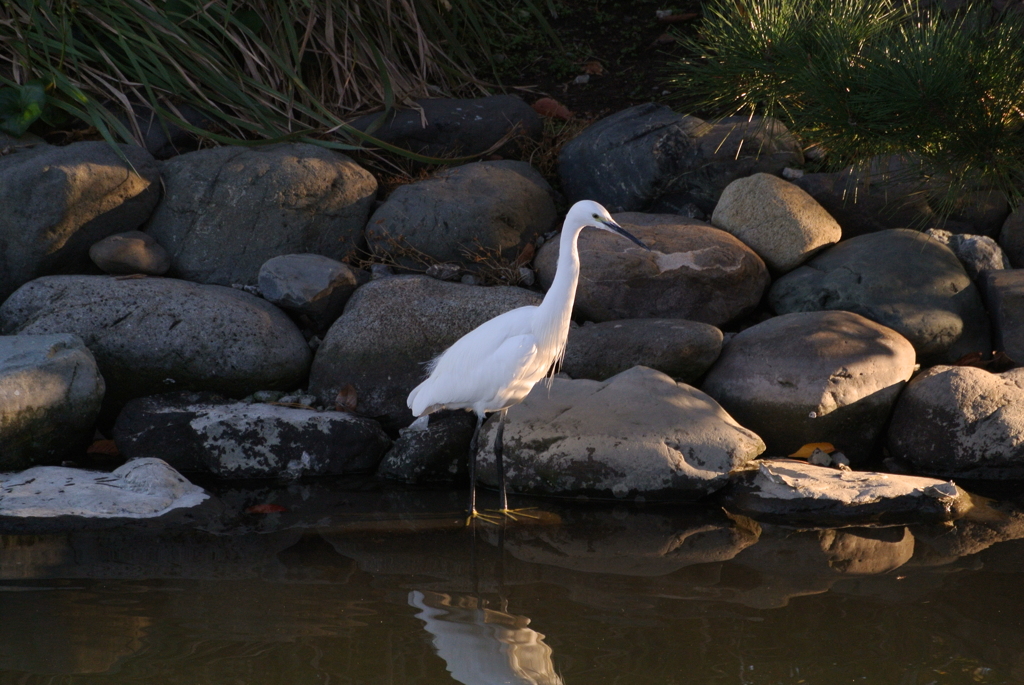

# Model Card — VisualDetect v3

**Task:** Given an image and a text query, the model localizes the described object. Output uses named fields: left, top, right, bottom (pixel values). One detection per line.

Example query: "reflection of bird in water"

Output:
left=409, top=590, right=564, bottom=685
left=407, top=201, right=649, bottom=521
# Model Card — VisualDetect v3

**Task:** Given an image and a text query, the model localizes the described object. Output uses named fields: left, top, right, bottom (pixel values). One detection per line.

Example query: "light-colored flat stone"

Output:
left=0, top=458, right=207, bottom=519
left=721, top=458, right=971, bottom=525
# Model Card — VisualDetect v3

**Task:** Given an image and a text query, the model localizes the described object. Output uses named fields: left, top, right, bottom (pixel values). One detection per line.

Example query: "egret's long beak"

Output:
left=601, top=219, right=651, bottom=250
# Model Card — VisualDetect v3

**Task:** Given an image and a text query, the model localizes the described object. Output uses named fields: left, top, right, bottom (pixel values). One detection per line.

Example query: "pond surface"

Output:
left=1, top=479, right=1023, bottom=685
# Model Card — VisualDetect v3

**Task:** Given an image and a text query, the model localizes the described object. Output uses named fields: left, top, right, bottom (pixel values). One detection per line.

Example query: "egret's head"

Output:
left=572, top=200, right=650, bottom=250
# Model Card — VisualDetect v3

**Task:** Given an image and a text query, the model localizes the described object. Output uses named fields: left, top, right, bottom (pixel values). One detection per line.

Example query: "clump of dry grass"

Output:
left=0, top=0, right=546, bottom=158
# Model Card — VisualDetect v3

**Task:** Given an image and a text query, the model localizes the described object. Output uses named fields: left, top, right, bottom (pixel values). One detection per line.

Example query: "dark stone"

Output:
left=702, top=311, right=916, bottom=464
left=535, top=212, right=769, bottom=326
left=144, top=143, right=377, bottom=286
left=558, top=104, right=802, bottom=213
left=348, top=95, right=542, bottom=157
left=365, top=160, right=556, bottom=271
left=769, top=229, right=991, bottom=365
left=377, top=411, right=478, bottom=485
left=0, top=142, right=160, bottom=302
left=0, top=276, right=311, bottom=420
left=563, top=319, right=723, bottom=382
left=979, top=270, right=1024, bottom=362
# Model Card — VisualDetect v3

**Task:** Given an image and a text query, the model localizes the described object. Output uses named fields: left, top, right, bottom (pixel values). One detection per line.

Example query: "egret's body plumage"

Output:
left=406, top=200, right=648, bottom=519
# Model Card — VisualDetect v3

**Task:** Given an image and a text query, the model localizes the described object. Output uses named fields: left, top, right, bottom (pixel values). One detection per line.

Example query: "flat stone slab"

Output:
left=720, top=459, right=972, bottom=526
left=0, top=458, right=207, bottom=519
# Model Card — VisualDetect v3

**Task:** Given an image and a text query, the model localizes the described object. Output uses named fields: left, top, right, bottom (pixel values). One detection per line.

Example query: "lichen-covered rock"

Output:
left=145, top=144, right=377, bottom=286
left=720, top=459, right=971, bottom=526
left=114, top=396, right=390, bottom=478
left=475, top=366, right=765, bottom=500
left=0, top=142, right=160, bottom=301
left=309, top=276, right=541, bottom=430
left=558, top=104, right=802, bottom=213
left=563, top=319, right=723, bottom=382
left=377, top=411, right=478, bottom=485
left=888, top=365, right=1024, bottom=478
left=711, top=172, right=841, bottom=272
left=769, top=229, right=991, bottom=365
left=535, top=212, right=769, bottom=326
left=0, top=334, right=105, bottom=470
left=701, top=311, right=916, bottom=463
left=89, top=230, right=171, bottom=275
left=365, top=161, right=556, bottom=271
left=0, top=276, right=310, bottom=417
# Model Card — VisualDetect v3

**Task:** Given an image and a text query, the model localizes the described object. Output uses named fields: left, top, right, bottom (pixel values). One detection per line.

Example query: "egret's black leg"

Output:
left=494, top=408, right=508, bottom=512
left=466, top=413, right=484, bottom=522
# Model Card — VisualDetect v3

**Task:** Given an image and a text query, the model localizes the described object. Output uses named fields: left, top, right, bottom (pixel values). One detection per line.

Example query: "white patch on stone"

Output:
left=654, top=249, right=740, bottom=274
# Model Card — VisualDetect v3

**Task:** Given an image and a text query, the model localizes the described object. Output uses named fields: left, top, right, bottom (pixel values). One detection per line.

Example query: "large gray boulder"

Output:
left=558, top=104, right=802, bottom=213
left=793, top=156, right=1010, bottom=238
left=365, top=161, right=556, bottom=271
left=145, top=144, right=377, bottom=286
left=769, top=229, right=991, bottom=365
left=0, top=276, right=311, bottom=417
left=475, top=366, right=766, bottom=501
left=888, top=365, right=1024, bottom=478
left=711, top=172, right=841, bottom=272
left=0, top=142, right=160, bottom=302
left=348, top=95, right=542, bottom=157
left=309, top=276, right=542, bottom=429
left=979, top=270, right=1024, bottom=363
left=535, top=212, right=769, bottom=326
left=113, top=395, right=390, bottom=479
left=702, top=311, right=916, bottom=463
left=563, top=319, right=722, bottom=382
left=0, top=334, right=105, bottom=470
left=721, top=459, right=970, bottom=527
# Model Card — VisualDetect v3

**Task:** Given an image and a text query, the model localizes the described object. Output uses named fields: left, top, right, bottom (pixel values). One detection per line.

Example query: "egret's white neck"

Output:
left=534, top=218, right=587, bottom=356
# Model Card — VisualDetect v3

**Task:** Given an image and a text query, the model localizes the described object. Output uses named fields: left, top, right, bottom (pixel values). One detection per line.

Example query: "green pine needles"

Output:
left=673, top=0, right=1024, bottom=209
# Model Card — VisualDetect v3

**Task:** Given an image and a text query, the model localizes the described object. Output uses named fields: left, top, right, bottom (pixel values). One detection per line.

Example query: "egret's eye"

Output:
left=592, top=213, right=599, bottom=219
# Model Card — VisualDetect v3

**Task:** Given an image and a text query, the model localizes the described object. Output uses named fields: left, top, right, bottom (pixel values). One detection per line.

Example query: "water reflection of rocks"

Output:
left=2, top=485, right=1024, bottom=681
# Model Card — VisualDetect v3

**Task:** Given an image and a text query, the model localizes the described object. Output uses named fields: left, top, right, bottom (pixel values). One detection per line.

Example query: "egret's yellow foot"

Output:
left=466, top=510, right=502, bottom=526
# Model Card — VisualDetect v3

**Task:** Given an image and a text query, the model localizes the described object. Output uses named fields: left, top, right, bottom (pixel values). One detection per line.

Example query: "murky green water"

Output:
left=1, top=480, right=1023, bottom=684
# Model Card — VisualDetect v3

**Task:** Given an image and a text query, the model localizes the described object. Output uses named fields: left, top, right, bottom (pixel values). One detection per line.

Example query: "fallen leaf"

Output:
left=953, top=351, right=985, bottom=367
left=246, top=504, right=287, bottom=514
left=954, top=350, right=1016, bottom=372
left=335, top=384, right=358, bottom=412
left=515, top=242, right=536, bottom=267
left=653, top=33, right=676, bottom=45
left=789, top=442, right=836, bottom=458
left=583, top=59, right=604, bottom=75
left=86, top=439, right=119, bottom=456
left=531, top=97, right=573, bottom=120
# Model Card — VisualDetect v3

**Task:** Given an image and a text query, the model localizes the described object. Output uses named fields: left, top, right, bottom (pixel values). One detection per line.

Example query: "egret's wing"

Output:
left=408, top=307, right=544, bottom=415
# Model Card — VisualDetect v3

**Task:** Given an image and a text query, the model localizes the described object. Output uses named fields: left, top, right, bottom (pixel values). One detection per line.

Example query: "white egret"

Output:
left=407, top=200, right=650, bottom=521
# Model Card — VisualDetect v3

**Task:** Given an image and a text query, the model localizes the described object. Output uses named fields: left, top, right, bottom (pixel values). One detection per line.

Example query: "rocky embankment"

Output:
left=2, top=97, right=1022, bottom=527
